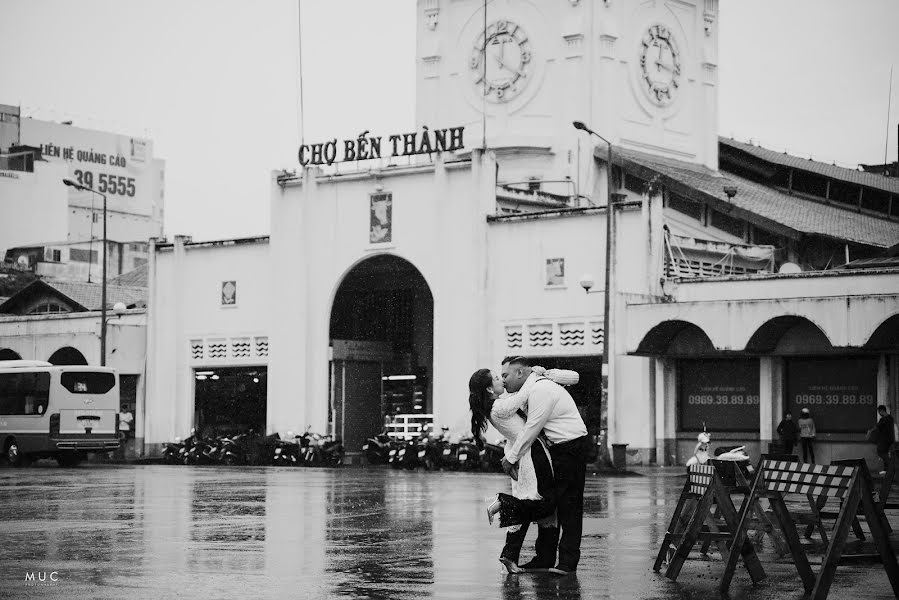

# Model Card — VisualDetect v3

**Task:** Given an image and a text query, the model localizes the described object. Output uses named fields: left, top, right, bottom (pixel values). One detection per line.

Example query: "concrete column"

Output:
left=877, top=354, right=890, bottom=411
left=759, top=357, right=775, bottom=452
left=268, top=169, right=311, bottom=435
left=140, top=236, right=158, bottom=456
left=648, top=357, right=657, bottom=463
left=655, top=357, right=677, bottom=465
left=172, top=235, right=192, bottom=439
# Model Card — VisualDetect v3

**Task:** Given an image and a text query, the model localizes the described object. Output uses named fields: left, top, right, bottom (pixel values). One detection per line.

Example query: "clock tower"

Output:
left=415, top=0, right=720, bottom=198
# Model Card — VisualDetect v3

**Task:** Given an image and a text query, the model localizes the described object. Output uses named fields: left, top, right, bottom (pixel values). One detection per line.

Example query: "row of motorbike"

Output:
left=362, top=428, right=506, bottom=472
left=161, top=428, right=344, bottom=467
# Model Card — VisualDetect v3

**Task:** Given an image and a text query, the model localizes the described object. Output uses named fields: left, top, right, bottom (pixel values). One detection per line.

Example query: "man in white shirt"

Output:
left=500, top=356, right=589, bottom=575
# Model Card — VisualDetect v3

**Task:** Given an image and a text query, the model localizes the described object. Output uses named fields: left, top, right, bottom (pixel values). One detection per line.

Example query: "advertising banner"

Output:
left=20, top=119, right=161, bottom=219
left=785, top=357, right=877, bottom=433
left=679, top=359, right=760, bottom=432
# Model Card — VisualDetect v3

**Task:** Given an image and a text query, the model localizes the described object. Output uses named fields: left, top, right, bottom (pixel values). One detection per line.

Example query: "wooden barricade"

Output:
left=721, top=458, right=899, bottom=600
left=652, top=464, right=766, bottom=585
left=803, top=459, right=892, bottom=543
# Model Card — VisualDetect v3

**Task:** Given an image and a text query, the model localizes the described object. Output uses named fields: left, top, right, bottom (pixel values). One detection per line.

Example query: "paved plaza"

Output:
left=0, top=464, right=895, bottom=599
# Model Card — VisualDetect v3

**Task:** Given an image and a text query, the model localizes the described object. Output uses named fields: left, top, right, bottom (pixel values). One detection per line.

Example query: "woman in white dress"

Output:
left=467, top=366, right=578, bottom=573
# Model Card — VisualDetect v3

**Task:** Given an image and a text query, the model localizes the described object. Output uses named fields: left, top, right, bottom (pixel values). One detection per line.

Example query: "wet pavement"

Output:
left=0, top=464, right=894, bottom=599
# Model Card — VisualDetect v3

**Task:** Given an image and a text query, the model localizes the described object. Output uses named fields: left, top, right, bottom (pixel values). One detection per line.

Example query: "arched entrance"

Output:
left=329, top=255, right=434, bottom=458
left=0, top=348, right=22, bottom=361
left=48, top=346, right=88, bottom=366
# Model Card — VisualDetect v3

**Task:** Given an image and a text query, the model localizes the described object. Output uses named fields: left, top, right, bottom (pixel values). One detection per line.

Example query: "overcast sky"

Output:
left=2, top=0, right=897, bottom=242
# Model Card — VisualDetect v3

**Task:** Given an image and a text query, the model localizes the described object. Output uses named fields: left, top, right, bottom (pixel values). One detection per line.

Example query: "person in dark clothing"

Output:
left=876, top=405, right=895, bottom=476
left=776, top=412, right=800, bottom=455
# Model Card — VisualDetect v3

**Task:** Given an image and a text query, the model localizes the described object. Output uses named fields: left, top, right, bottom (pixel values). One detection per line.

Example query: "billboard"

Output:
left=679, top=359, right=761, bottom=432
left=785, top=357, right=878, bottom=433
left=19, top=119, right=164, bottom=231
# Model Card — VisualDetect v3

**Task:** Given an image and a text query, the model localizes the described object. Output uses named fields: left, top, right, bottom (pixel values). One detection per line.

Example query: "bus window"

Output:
left=60, top=372, right=116, bottom=394
left=0, top=372, right=51, bottom=415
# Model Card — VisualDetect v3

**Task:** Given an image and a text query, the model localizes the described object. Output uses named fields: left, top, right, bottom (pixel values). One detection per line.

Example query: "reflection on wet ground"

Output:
left=0, top=465, right=892, bottom=599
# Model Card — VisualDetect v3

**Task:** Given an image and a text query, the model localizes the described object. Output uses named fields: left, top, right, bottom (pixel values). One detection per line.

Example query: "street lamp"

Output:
left=572, top=121, right=616, bottom=382
left=63, top=178, right=109, bottom=366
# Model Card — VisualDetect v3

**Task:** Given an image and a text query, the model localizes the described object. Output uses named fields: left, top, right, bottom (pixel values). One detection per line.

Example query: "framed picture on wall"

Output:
left=221, top=281, right=237, bottom=306
left=546, top=258, right=565, bottom=286
left=370, top=192, right=392, bottom=243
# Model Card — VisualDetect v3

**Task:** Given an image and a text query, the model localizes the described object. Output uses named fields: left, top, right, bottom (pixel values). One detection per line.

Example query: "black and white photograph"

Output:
left=1, top=0, right=899, bottom=598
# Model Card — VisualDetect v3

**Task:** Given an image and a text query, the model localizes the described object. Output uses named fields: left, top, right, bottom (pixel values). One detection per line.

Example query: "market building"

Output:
left=143, top=0, right=898, bottom=466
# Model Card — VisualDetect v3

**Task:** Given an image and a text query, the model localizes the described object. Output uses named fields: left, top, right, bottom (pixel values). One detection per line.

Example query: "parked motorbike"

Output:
left=455, top=437, right=480, bottom=471
left=161, top=435, right=186, bottom=465
left=218, top=432, right=251, bottom=466
left=479, top=439, right=506, bottom=473
left=184, top=434, right=217, bottom=465
left=362, top=431, right=393, bottom=465
left=273, top=431, right=304, bottom=466
left=303, top=432, right=344, bottom=467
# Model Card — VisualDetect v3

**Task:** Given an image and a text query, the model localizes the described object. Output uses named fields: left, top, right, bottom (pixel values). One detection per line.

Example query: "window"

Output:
left=92, top=213, right=99, bottom=223
left=667, top=194, right=704, bottom=221
left=710, top=209, right=745, bottom=239
left=545, top=258, right=565, bottom=286
left=28, top=303, right=69, bottom=315
left=44, top=248, right=61, bottom=262
left=70, top=248, right=98, bottom=263
left=60, top=371, right=116, bottom=394
left=0, top=372, right=50, bottom=415
left=625, top=174, right=647, bottom=195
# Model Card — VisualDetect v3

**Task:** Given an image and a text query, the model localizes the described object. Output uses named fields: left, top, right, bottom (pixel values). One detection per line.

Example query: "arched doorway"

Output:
left=0, top=348, right=22, bottom=361
left=329, top=255, right=434, bottom=458
left=48, top=346, right=88, bottom=366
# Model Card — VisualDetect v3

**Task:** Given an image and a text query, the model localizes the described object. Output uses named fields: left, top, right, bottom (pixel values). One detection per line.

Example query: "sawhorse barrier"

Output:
left=721, top=458, right=899, bottom=599
left=652, top=463, right=767, bottom=585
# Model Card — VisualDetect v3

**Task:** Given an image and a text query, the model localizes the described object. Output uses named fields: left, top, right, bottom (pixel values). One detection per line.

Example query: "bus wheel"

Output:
left=57, top=452, right=83, bottom=468
left=6, top=441, right=25, bottom=467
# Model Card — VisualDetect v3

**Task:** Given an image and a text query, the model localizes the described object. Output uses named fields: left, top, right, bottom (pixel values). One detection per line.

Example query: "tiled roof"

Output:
left=720, top=137, right=899, bottom=195
left=44, top=280, right=147, bottom=311
left=109, top=264, right=148, bottom=287
left=610, top=146, right=899, bottom=248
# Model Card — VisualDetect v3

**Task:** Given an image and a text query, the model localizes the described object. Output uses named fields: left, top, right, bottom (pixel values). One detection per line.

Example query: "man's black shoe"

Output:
left=518, top=559, right=554, bottom=572
left=548, top=566, right=576, bottom=576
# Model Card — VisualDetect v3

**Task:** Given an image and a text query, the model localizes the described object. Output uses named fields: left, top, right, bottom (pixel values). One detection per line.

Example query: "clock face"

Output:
left=639, top=24, right=682, bottom=106
left=469, top=20, right=533, bottom=103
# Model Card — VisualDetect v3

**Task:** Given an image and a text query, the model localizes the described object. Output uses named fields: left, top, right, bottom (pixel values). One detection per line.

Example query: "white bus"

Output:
left=0, top=361, right=121, bottom=467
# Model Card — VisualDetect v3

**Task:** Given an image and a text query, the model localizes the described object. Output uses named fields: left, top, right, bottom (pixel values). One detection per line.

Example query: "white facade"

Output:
left=140, top=0, right=898, bottom=470
left=145, top=236, right=271, bottom=445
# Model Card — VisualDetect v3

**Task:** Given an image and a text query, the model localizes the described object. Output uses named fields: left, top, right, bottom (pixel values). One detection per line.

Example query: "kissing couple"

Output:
left=468, top=356, right=589, bottom=576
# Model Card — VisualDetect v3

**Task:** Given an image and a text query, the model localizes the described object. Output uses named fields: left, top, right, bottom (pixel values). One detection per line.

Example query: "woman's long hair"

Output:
left=468, top=368, right=493, bottom=450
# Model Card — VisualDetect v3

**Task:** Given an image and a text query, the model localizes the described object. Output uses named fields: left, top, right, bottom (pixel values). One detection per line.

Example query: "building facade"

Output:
left=141, top=0, right=899, bottom=468
left=0, top=104, right=165, bottom=259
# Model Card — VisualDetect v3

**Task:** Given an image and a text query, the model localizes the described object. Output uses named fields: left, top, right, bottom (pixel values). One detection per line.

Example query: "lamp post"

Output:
left=63, top=178, right=109, bottom=366
left=572, top=121, right=615, bottom=378
left=573, top=121, right=618, bottom=465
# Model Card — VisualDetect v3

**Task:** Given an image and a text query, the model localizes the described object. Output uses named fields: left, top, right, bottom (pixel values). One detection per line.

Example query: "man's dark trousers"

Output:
left=530, top=436, right=588, bottom=570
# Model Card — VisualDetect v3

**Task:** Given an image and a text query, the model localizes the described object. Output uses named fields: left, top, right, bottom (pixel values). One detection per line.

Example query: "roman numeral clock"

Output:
left=469, top=20, right=534, bottom=103
left=639, top=24, right=682, bottom=106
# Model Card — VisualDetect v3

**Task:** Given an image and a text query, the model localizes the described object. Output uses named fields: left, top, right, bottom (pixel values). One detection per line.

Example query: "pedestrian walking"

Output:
left=798, top=408, right=816, bottom=463
left=776, top=412, right=800, bottom=456
left=874, top=405, right=895, bottom=476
